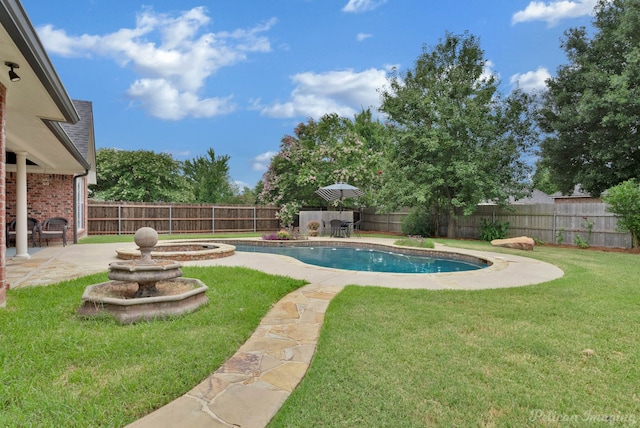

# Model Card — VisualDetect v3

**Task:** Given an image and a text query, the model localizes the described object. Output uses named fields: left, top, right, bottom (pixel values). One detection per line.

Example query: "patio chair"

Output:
left=330, top=219, right=345, bottom=238
left=40, top=217, right=69, bottom=246
left=6, top=217, right=40, bottom=247
left=351, top=220, right=362, bottom=238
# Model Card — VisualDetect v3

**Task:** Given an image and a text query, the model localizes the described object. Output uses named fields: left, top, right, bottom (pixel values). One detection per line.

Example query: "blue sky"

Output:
left=21, top=0, right=602, bottom=189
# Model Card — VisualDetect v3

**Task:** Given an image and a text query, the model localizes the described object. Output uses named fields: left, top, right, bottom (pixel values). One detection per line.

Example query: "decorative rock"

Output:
left=491, top=236, right=535, bottom=251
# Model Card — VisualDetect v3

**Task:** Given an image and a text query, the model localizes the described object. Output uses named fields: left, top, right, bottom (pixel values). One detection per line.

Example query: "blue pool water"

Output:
left=233, top=245, right=486, bottom=274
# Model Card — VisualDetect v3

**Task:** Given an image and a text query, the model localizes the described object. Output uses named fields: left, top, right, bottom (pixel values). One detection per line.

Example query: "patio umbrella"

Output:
left=315, top=182, right=364, bottom=209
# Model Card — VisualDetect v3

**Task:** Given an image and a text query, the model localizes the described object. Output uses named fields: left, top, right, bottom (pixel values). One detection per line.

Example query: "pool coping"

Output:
left=177, top=237, right=564, bottom=290
left=214, top=238, right=491, bottom=270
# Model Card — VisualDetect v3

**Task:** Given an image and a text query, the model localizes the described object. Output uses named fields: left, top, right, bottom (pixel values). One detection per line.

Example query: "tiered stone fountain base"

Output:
left=78, top=227, right=208, bottom=324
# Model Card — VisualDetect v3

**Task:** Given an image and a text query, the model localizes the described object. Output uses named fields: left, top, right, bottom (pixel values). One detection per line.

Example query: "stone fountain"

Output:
left=78, top=227, right=208, bottom=324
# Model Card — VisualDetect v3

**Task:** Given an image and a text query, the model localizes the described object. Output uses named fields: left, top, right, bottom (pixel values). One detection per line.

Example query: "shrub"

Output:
left=479, top=218, right=509, bottom=241
left=307, top=220, right=320, bottom=231
left=602, top=179, right=640, bottom=248
left=262, top=230, right=291, bottom=240
left=277, top=230, right=291, bottom=240
left=574, top=234, right=590, bottom=249
left=401, top=206, right=435, bottom=237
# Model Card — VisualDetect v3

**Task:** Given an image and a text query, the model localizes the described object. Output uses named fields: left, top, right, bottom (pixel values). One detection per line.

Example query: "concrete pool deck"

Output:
left=6, top=237, right=564, bottom=427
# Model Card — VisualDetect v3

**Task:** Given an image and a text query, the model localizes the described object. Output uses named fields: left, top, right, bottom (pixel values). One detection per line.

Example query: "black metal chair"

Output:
left=330, top=219, right=345, bottom=237
left=351, top=220, right=362, bottom=238
left=40, top=217, right=69, bottom=246
left=6, top=217, right=40, bottom=247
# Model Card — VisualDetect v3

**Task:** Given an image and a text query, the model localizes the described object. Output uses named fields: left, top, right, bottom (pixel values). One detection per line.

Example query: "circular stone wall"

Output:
left=116, top=240, right=235, bottom=261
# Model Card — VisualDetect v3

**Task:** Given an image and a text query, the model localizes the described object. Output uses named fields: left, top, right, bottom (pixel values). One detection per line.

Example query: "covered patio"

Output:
left=0, top=1, right=96, bottom=306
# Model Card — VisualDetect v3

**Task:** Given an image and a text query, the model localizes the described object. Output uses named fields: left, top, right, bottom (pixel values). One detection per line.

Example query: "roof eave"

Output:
left=43, top=120, right=91, bottom=170
left=0, top=0, right=79, bottom=124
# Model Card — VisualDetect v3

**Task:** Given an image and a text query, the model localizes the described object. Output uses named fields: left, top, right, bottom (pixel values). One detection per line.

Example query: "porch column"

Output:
left=14, top=151, right=29, bottom=259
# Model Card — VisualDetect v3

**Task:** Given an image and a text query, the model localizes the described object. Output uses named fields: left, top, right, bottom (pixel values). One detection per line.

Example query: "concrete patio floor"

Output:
left=5, top=237, right=564, bottom=427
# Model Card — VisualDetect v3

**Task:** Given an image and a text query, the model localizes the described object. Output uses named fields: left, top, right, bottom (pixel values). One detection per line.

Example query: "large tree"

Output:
left=537, top=0, right=640, bottom=196
left=379, top=32, right=537, bottom=236
left=90, top=148, right=191, bottom=202
left=183, top=148, right=236, bottom=203
left=259, top=109, right=386, bottom=210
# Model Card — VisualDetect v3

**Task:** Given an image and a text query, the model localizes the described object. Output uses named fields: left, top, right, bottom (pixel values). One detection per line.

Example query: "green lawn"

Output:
left=79, top=232, right=262, bottom=244
left=0, top=266, right=306, bottom=427
left=78, top=231, right=399, bottom=244
left=270, top=241, right=640, bottom=427
left=2, top=240, right=639, bottom=427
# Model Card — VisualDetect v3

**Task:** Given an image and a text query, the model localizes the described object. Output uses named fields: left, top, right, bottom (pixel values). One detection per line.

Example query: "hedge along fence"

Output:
left=362, top=203, right=633, bottom=248
left=88, top=202, right=280, bottom=235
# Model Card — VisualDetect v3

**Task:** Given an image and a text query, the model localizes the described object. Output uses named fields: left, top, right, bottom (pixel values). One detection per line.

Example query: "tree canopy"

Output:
left=90, top=148, right=191, bottom=202
left=259, top=110, right=386, bottom=210
left=378, top=32, right=537, bottom=236
left=91, top=147, right=240, bottom=203
left=537, top=0, right=640, bottom=196
left=183, top=148, right=236, bottom=203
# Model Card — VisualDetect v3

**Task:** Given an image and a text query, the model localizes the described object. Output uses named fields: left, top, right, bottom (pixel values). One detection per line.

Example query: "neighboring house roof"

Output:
left=60, top=100, right=97, bottom=183
left=510, top=189, right=554, bottom=205
left=0, top=0, right=92, bottom=174
left=550, top=185, right=593, bottom=199
left=479, top=189, right=554, bottom=206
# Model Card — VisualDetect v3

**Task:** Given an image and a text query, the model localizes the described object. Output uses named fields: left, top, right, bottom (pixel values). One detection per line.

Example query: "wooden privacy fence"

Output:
left=362, top=203, right=633, bottom=248
left=89, top=201, right=632, bottom=248
left=88, top=202, right=280, bottom=235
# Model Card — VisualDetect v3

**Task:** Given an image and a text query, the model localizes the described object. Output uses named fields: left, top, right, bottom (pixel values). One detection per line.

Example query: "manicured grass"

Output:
left=270, top=241, right=640, bottom=427
left=394, top=236, right=435, bottom=249
left=0, top=266, right=306, bottom=427
left=79, top=232, right=262, bottom=244
left=79, top=231, right=402, bottom=245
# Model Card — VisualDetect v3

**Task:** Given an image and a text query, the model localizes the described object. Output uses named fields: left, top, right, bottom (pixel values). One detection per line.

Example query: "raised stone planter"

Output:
left=116, top=241, right=235, bottom=261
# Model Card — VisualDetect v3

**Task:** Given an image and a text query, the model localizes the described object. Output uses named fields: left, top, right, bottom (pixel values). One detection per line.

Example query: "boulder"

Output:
left=491, top=236, right=535, bottom=251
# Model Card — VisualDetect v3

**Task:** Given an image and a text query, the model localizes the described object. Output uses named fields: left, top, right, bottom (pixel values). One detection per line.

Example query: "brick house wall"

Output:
left=5, top=172, right=87, bottom=245
left=0, top=84, right=6, bottom=306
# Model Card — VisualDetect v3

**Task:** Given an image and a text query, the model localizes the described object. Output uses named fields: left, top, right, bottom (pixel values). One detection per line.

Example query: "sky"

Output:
left=20, top=0, right=603, bottom=190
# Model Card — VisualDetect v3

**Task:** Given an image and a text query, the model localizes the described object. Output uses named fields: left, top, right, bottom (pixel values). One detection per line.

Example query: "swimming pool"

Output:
left=233, top=244, right=487, bottom=274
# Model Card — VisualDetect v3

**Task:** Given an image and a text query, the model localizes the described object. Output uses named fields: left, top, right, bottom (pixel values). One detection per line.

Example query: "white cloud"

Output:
left=356, top=33, right=373, bottom=41
left=481, top=60, right=500, bottom=83
left=512, top=0, right=602, bottom=26
left=126, top=79, right=236, bottom=120
left=259, top=68, right=387, bottom=119
left=170, top=150, right=192, bottom=158
left=37, top=7, right=275, bottom=120
left=342, top=0, right=387, bottom=13
left=234, top=180, right=251, bottom=190
left=510, top=67, right=552, bottom=92
left=252, top=151, right=278, bottom=171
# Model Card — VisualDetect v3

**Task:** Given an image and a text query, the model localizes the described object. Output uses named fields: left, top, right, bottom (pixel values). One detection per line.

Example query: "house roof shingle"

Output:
left=60, top=100, right=93, bottom=162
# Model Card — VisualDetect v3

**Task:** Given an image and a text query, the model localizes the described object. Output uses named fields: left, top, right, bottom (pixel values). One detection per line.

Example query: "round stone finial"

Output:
left=134, top=227, right=158, bottom=249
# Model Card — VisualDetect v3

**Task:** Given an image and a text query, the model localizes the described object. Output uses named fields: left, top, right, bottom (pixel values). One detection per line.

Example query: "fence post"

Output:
left=212, top=206, right=215, bottom=234
left=254, top=206, right=257, bottom=232
left=169, top=205, right=172, bottom=235
left=118, top=205, right=122, bottom=235
left=552, top=209, right=557, bottom=244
